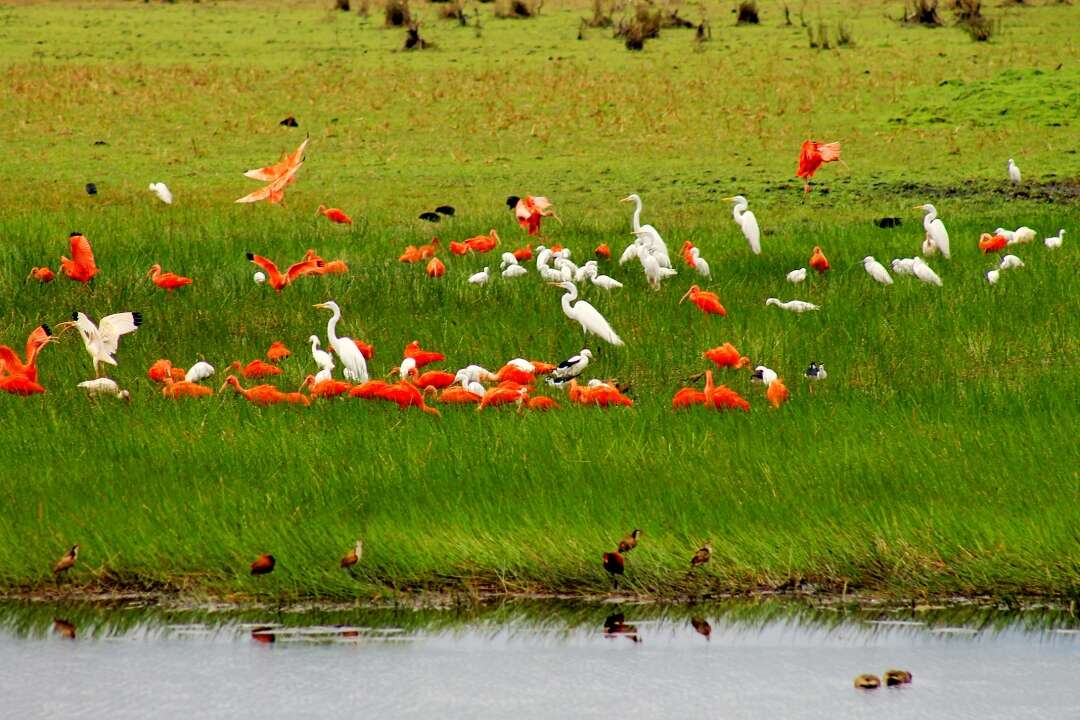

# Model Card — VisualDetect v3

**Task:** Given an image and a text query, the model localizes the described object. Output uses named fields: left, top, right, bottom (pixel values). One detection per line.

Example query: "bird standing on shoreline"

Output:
left=341, top=540, right=363, bottom=569
left=53, top=545, right=79, bottom=576
left=602, top=551, right=625, bottom=589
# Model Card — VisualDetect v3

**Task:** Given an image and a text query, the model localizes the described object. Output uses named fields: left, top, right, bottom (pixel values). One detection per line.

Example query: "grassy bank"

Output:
left=0, top=0, right=1078, bottom=601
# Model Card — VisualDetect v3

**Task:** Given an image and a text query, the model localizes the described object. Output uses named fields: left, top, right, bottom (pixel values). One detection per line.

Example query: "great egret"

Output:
left=185, top=361, right=215, bottom=383
left=502, top=264, right=528, bottom=278
left=1007, top=158, right=1021, bottom=185
left=998, top=254, right=1024, bottom=270
left=77, top=377, right=130, bottom=401
left=915, top=204, right=951, bottom=259
left=911, top=257, right=942, bottom=286
left=314, top=301, right=369, bottom=382
left=766, top=298, right=819, bottom=313
left=725, top=196, right=761, bottom=255
left=550, top=281, right=624, bottom=346
left=148, top=182, right=173, bottom=205
left=804, top=361, right=827, bottom=381
left=862, top=256, right=893, bottom=285
left=1045, top=229, right=1064, bottom=249
left=891, top=258, right=915, bottom=275
left=547, top=349, right=592, bottom=386
left=786, top=268, right=807, bottom=284
left=57, top=311, right=142, bottom=377
left=621, top=194, right=672, bottom=267
left=467, top=267, right=490, bottom=285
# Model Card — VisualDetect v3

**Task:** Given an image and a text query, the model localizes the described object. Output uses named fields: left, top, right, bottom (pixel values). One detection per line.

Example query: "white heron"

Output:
left=574, top=261, right=597, bottom=284
left=536, top=246, right=553, bottom=268
left=77, top=377, right=131, bottom=401
left=618, top=241, right=640, bottom=266
left=765, top=298, right=819, bottom=313
left=725, top=195, right=761, bottom=255
left=502, top=264, right=528, bottom=279
left=308, top=335, right=334, bottom=374
left=863, top=256, right=893, bottom=285
left=891, top=258, right=915, bottom=275
left=590, top=273, right=623, bottom=290
left=621, top=193, right=672, bottom=266
left=1007, top=158, right=1021, bottom=185
left=986, top=269, right=1000, bottom=285
left=1009, top=226, right=1036, bottom=245
left=915, top=204, right=950, bottom=259
left=550, top=281, right=624, bottom=346
left=1045, top=229, right=1064, bottom=249
left=313, top=301, right=368, bottom=382
left=998, top=254, right=1024, bottom=271
left=499, top=252, right=518, bottom=269
left=751, top=365, right=778, bottom=386
left=253, top=272, right=267, bottom=284
left=456, top=365, right=497, bottom=384
left=148, top=182, right=173, bottom=205
left=689, top=247, right=711, bottom=278
left=467, top=267, right=490, bottom=285
left=786, top=268, right=807, bottom=284
left=57, top=311, right=142, bottom=377
left=398, top=357, right=417, bottom=379
left=547, top=349, right=592, bottom=386
left=911, top=257, right=942, bottom=286
left=314, top=367, right=333, bottom=383
left=185, top=361, right=215, bottom=383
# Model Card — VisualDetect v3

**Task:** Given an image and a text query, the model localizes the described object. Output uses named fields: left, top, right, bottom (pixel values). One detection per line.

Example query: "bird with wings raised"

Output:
left=236, top=138, right=308, bottom=204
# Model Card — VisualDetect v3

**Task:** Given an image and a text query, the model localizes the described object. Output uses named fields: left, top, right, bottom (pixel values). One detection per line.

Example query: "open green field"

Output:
left=1, top=0, right=1078, bottom=602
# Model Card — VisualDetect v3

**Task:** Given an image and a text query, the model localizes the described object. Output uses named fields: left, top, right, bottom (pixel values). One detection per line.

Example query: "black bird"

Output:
left=418, top=212, right=441, bottom=223
left=279, top=116, right=299, bottom=127
left=85, top=183, right=97, bottom=196
left=505, top=195, right=520, bottom=210
left=92, top=140, right=108, bottom=146
left=435, top=205, right=455, bottom=216
left=874, top=217, right=902, bottom=228
left=602, top=551, right=625, bottom=589
left=804, top=361, right=827, bottom=381
left=690, top=543, right=712, bottom=569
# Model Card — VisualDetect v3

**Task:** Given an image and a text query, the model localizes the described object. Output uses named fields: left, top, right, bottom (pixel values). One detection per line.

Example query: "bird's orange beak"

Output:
left=54, top=321, right=76, bottom=336
left=313, top=303, right=327, bottom=309
left=679, top=288, right=693, bottom=304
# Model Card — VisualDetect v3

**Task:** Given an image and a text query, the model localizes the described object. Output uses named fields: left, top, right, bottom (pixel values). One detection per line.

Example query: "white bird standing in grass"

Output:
left=185, top=361, right=215, bottom=383
left=891, top=258, right=916, bottom=275
left=1045, top=229, right=1064, bottom=249
left=148, top=182, right=173, bottom=205
left=786, top=268, right=807, bottom=284
left=77, top=377, right=131, bottom=401
left=621, top=193, right=672, bottom=267
left=590, top=272, right=623, bottom=290
left=751, top=365, right=778, bottom=386
left=309, top=335, right=334, bottom=374
left=911, top=257, right=943, bottom=286
left=468, top=267, right=490, bottom=285
left=766, top=298, right=819, bottom=313
left=398, top=357, right=417, bottom=379
left=57, top=311, right=142, bottom=377
left=551, top=281, right=624, bottom=346
left=863, top=256, right=893, bottom=285
left=1008, top=226, right=1036, bottom=245
left=689, top=247, right=711, bottom=278
left=313, top=301, right=368, bottom=382
left=915, top=204, right=951, bottom=259
left=1007, top=158, right=1022, bottom=185
left=725, top=195, right=761, bottom=255
left=998, top=254, right=1025, bottom=271
left=547, top=349, right=592, bottom=386
left=502, top=264, right=528, bottom=279
left=499, top=252, right=518, bottom=269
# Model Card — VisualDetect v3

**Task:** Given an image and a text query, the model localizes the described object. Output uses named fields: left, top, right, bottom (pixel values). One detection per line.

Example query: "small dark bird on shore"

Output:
left=279, top=116, right=299, bottom=127
left=85, top=183, right=98, bottom=196
left=874, top=217, right=902, bottom=229
left=618, top=529, right=642, bottom=553
left=341, top=539, right=363, bottom=568
left=884, top=669, right=913, bottom=686
left=53, top=618, right=76, bottom=639
left=250, top=554, right=275, bottom=576
left=690, top=543, right=712, bottom=568
left=602, top=551, right=625, bottom=589
left=690, top=616, right=711, bottom=640
left=854, top=674, right=881, bottom=689
left=53, top=545, right=79, bottom=575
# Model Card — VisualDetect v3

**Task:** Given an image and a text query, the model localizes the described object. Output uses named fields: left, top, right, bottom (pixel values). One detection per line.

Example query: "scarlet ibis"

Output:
left=703, top=343, right=749, bottom=370
left=230, top=360, right=283, bottom=379
left=809, top=246, right=829, bottom=274
left=317, top=205, right=352, bottom=224
left=162, top=377, right=213, bottom=399
left=0, top=374, right=45, bottom=395
left=426, top=257, right=446, bottom=278
left=672, top=386, right=706, bottom=409
left=341, top=540, right=363, bottom=568
left=477, top=383, right=528, bottom=410
left=27, top=267, right=55, bottom=283
left=399, top=245, right=422, bottom=263
left=379, top=380, right=440, bottom=415
left=56, top=311, right=141, bottom=377
left=53, top=545, right=79, bottom=575
left=766, top=378, right=790, bottom=408
left=417, top=238, right=440, bottom=259
left=618, top=529, right=641, bottom=553
left=250, top=554, right=275, bottom=575
left=246, top=253, right=322, bottom=293
left=412, top=370, right=455, bottom=389
left=146, top=264, right=193, bottom=293
left=0, top=324, right=54, bottom=383
left=690, top=543, right=712, bottom=568
left=299, top=374, right=352, bottom=399
left=512, top=244, right=533, bottom=262
left=349, top=380, right=390, bottom=400
left=979, top=233, right=1007, bottom=254
left=238, top=138, right=307, bottom=204
left=796, top=140, right=841, bottom=192
left=466, top=230, right=499, bottom=253
left=437, top=386, right=481, bottom=404
left=59, top=233, right=99, bottom=284
left=525, top=396, right=560, bottom=411
left=449, top=240, right=469, bottom=256
left=495, top=364, right=535, bottom=386
left=594, top=243, right=611, bottom=259
left=514, top=196, right=556, bottom=236
left=220, top=376, right=309, bottom=406
left=265, top=342, right=291, bottom=363
left=403, top=341, right=444, bottom=369
left=602, top=551, right=624, bottom=589
left=147, top=359, right=186, bottom=383
left=680, top=285, right=726, bottom=316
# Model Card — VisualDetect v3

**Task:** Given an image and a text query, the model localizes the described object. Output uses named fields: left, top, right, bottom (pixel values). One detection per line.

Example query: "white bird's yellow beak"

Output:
left=313, top=303, right=327, bottom=309
left=619, top=196, right=632, bottom=203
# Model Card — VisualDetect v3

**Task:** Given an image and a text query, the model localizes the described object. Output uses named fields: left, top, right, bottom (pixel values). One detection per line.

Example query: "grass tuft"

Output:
left=735, top=0, right=759, bottom=25
left=385, top=0, right=411, bottom=27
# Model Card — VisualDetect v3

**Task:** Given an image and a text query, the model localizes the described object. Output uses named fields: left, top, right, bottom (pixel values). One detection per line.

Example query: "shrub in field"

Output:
left=404, top=21, right=434, bottom=48
left=385, top=0, right=411, bottom=26
left=585, top=0, right=614, bottom=28
left=615, top=2, right=661, bottom=47
left=662, top=9, right=695, bottom=28
left=438, top=0, right=467, bottom=22
left=904, top=0, right=942, bottom=25
left=807, top=20, right=830, bottom=48
left=494, top=0, right=542, bottom=18
left=334, top=0, right=351, bottom=10
left=836, top=21, right=854, bottom=46
left=952, top=0, right=997, bottom=41
left=735, top=0, right=759, bottom=24
left=695, top=19, right=712, bottom=43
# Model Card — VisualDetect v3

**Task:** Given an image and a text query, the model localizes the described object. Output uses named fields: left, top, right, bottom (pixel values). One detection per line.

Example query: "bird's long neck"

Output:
left=923, top=210, right=936, bottom=229
left=326, top=307, right=341, bottom=344
left=631, top=198, right=642, bottom=232
left=732, top=202, right=746, bottom=222
left=561, top=286, right=577, bottom=315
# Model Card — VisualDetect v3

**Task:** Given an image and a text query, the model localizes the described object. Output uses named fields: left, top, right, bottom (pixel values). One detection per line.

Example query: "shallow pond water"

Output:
left=1, top=599, right=1078, bottom=719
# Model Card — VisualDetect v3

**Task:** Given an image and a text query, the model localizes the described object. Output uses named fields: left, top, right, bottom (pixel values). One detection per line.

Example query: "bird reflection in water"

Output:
left=603, top=613, right=641, bottom=644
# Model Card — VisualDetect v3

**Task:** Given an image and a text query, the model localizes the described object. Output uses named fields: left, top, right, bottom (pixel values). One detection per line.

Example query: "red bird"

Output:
left=526, top=396, right=560, bottom=411
left=979, top=233, right=1008, bottom=254
left=412, top=370, right=456, bottom=389
left=796, top=140, right=842, bottom=193
left=426, top=257, right=446, bottom=278
left=27, top=267, right=55, bottom=283
left=230, top=360, right=283, bottom=379
left=220, top=376, right=309, bottom=406
left=299, top=374, right=352, bottom=399
left=59, top=233, right=99, bottom=284
left=0, top=375, right=46, bottom=395
left=495, top=364, right=535, bottom=386
left=529, top=360, right=557, bottom=375
left=250, top=554, right=276, bottom=575
left=681, top=241, right=697, bottom=267
left=0, top=324, right=54, bottom=384
left=378, top=381, right=440, bottom=415
left=246, top=253, right=323, bottom=293
left=399, top=245, right=422, bottom=263
left=594, top=243, right=611, bottom=259
left=147, top=359, right=186, bottom=384
left=704, top=371, right=750, bottom=412
left=680, top=285, right=727, bottom=316
left=672, top=386, right=707, bottom=409
left=477, top=382, right=528, bottom=410
left=162, top=378, right=212, bottom=399
left=809, top=246, right=830, bottom=274
left=266, top=342, right=291, bottom=362
left=349, top=380, right=390, bottom=400
left=237, top=138, right=306, bottom=204
left=436, top=386, right=481, bottom=404
left=418, top=238, right=440, bottom=259
left=403, top=341, right=444, bottom=369
left=514, top=196, right=556, bottom=237
left=704, top=343, right=750, bottom=370
left=146, top=264, right=193, bottom=293
left=512, top=244, right=533, bottom=262
left=317, top=204, right=353, bottom=225
left=449, top=240, right=469, bottom=256
left=766, top=378, right=790, bottom=409
left=602, top=551, right=625, bottom=588
left=465, top=230, right=499, bottom=253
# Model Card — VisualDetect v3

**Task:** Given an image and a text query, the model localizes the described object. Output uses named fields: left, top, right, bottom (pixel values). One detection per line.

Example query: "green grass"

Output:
left=0, top=0, right=1078, bottom=602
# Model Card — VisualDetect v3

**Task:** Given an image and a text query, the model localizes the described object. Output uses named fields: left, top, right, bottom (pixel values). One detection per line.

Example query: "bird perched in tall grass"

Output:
left=863, top=256, right=893, bottom=285
left=314, top=301, right=369, bottom=382
left=689, top=543, right=712, bottom=568
left=618, top=529, right=642, bottom=553
left=250, top=554, right=275, bottom=575
left=916, top=204, right=951, bottom=258
left=53, top=545, right=79, bottom=575
left=725, top=195, right=761, bottom=254
left=57, top=311, right=142, bottom=377
left=1007, top=158, right=1021, bottom=185
left=1044, top=229, right=1064, bottom=249
left=148, top=182, right=173, bottom=204
left=680, top=285, right=726, bottom=316
left=551, top=282, right=623, bottom=346
left=341, top=540, right=363, bottom=568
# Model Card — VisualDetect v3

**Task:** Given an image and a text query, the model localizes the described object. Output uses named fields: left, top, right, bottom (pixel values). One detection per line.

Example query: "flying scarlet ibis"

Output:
left=237, top=138, right=307, bottom=204
left=59, top=233, right=99, bottom=284
left=796, top=140, right=841, bottom=193
left=514, top=196, right=557, bottom=236
left=246, top=253, right=323, bottom=293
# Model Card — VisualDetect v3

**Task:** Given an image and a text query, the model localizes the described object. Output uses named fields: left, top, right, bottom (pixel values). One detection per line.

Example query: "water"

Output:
left=2, top=599, right=1079, bottom=719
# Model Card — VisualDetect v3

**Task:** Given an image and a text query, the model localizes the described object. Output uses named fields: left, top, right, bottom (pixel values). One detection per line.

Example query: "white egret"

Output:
left=148, top=182, right=173, bottom=205
left=314, top=368, right=333, bottom=383
left=725, top=195, right=761, bottom=255
left=689, top=247, right=711, bottom=278
left=640, top=247, right=664, bottom=290
left=621, top=193, right=672, bottom=266
left=863, top=256, right=893, bottom=285
left=998, top=254, right=1024, bottom=271
left=550, top=281, right=624, bottom=346
left=915, top=204, right=950, bottom=259
left=253, top=272, right=267, bottom=284
left=456, top=365, right=497, bottom=384
left=502, top=264, right=528, bottom=278
left=398, top=357, right=417, bottom=379
left=891, top=258, right=915, bottom=275
left=500, top=252, right=518, bottom=269
left=993, top=227, right=1015, bottom=243
left=590, top=273, right=623, bottom=290
left=313, top=301, right=368, bottom=382
left=185, top=361, right=215, bottom=383
left=57, top=311, right=142, bottom=377
left=574, top=261, right=596, bottom=284
left=308, top=335, right=334, bottom=374
left=547, top=349, right=592, bottom=386
left=911, top=257, right=942, bottom=286
left=467, top=267, right=490, bottom=285
left=765, top=298, right=819, bottom=313
left=1009, top=226, right=1036, bottom=245
left=986, top=269, right=1000, bottom=285
left=618, top=241, right=640, bottom=266
left=77, top=377, right=131, bottom=401
left=1007, top=158, right=1021, bottom=185
left=751, top=365, right=778, bottom=386
left=786, top=268, right=807, bottom=284
left=1045, top=229, right=1064, bottom=249
left=536, top=246, right=553, bottom=268
left=539, top=265, right=564, bottom=282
